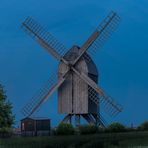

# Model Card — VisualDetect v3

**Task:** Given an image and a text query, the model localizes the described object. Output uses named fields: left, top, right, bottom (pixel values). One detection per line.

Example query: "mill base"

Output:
left=61, top=113, right=106, bottom=127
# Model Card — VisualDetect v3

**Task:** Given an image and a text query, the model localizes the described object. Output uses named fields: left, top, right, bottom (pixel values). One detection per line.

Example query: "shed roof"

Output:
left=21, top=117, right=50, bottom=121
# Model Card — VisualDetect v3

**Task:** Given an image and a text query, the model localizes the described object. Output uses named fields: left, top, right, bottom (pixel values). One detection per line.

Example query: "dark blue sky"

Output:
left=0, top=0, right=148, bottom=127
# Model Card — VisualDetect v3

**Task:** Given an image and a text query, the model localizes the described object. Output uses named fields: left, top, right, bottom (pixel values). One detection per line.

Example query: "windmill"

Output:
left=21, top=11, right=122, bottom=127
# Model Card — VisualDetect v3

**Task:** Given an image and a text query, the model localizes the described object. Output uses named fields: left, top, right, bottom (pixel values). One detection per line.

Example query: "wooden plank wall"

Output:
left=58, top=63, right=72, bottom=113
left=58, top=56, right=98, bottom=114
left=73, top=59, right=88, bottom=113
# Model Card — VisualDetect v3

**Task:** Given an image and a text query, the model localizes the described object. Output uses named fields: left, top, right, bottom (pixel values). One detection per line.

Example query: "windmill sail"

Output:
left=92, top=113, right=108, bottom=127
left=99, top=114, right=108, bottom=127
left=73, top=11, right=120, bottom=64
left=87, top=11, right=120, bottom=57
left=21, top=71, right=65, bottom=117
left=21, top=17, right=68, bottom=59
left=88, top=85, right=122, bottom=116
left=72, top=68, right=122, bottom=116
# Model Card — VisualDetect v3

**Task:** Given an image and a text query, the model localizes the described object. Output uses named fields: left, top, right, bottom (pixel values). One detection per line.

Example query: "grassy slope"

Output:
left=0, top=131, right=148, bottom=148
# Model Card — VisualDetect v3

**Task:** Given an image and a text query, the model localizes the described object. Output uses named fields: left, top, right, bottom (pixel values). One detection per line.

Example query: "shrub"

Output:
left=56, top=123, right=74, bottom=135
left=51, top=128, right=58, bottom=136
left=106, top=122, right=125, bottom=133
left=138, top=121, right=148, bottom=131
left=79, top=125, right=98, bottom=135
left=0, top=127, right=12, bottom=138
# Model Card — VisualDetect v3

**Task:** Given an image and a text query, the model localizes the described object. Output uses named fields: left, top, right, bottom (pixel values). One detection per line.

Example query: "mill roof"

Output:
left=64, top=45, right=98, bottom=76
left=21, top=117, right=50, bottom=121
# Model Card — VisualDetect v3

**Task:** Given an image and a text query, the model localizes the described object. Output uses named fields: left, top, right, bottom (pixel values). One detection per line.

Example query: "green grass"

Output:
left=0, top=131, right=148, bottom=148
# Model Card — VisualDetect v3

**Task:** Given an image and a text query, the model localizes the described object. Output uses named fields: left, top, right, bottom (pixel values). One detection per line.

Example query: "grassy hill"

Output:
left=0, top=131, right=148, bottom=148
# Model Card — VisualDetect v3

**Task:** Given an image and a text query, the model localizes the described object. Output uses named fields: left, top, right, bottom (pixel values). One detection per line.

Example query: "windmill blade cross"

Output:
left=20, top=11, right=122, bottom=125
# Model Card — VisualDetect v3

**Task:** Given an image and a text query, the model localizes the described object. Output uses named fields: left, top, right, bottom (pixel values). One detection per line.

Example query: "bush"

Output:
left=79, top=125, right=98, bottom=135
left=138, top=121, right=148, bottom=131
left=56, top=123, right=74, bottom=135
left=106, top=122, right=125, bottom=133
left=51, top=128, right=57, bottom=136
left=0, top=127, right=12, bottom=138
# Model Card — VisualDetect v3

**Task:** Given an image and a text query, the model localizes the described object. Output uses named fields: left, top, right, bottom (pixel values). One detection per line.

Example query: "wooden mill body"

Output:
left=58, top=46, right=99, bottom=115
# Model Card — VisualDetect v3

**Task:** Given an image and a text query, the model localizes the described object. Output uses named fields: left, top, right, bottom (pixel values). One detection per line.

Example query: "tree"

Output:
left=138, top=121, right=148, bottom=131
left=56, top=123, right=74, bottom=135
left=0, top=84, right=14, bottom=128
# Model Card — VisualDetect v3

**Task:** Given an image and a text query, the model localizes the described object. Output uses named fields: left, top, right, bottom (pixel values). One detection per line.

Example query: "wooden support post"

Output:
left=82, top=114, right=95, bottom=125
left=62, top=114, right=71, bottom=123
left=75, top=114, right=80, bottom=127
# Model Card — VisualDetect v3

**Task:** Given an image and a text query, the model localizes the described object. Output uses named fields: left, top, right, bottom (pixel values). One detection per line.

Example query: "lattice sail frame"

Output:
left=21, top=17, right=68, bottom=57
left=21, top=70, right=58, bottom=116
left=88, top=85, right=122, bottom=116
left=84, top=11, right=120, bottom=62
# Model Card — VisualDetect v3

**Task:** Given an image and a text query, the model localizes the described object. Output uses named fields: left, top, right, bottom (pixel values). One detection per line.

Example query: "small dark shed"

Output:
left=21, top=117, right=50, bottom=136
